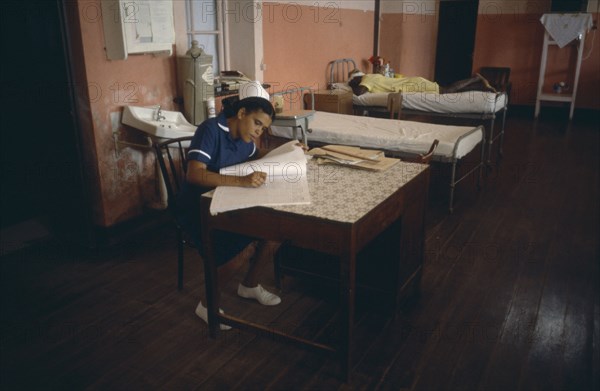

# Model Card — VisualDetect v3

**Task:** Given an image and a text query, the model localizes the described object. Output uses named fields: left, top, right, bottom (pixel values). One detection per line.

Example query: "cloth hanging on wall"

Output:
left=540, top=13, right=593, bottom=48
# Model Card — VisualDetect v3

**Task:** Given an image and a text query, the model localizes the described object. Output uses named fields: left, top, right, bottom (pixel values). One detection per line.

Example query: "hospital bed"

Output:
left=270, top=88, right=485, bottom=212
left=327, top=58, right=508, bottom=165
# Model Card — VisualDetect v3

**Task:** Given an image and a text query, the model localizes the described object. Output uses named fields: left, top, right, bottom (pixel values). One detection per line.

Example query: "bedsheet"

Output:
left=331, top=83, right=507, bottom=114
left=270, top=111, right=483, bottom=160
left=355, top=91, right=507, bottom=114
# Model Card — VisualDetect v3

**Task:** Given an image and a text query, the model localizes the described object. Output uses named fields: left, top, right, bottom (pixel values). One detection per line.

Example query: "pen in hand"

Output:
left=243, top=171, right=267, bottom=187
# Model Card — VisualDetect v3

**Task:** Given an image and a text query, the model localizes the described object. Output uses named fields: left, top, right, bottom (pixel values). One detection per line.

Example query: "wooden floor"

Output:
left=1, top=108, right=598, bottom=390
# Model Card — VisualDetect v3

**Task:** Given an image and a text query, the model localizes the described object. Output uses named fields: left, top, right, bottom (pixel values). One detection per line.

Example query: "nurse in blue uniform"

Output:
left=177, top=81, right=287, bottom=329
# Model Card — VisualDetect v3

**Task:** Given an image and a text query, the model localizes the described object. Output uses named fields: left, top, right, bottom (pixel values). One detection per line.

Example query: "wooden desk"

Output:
left=200, top=160, right=430, bottom=382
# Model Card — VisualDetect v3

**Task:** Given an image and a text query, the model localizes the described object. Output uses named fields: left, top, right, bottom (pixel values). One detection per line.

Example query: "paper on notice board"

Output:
left=209, top=141, right=311, bottom=215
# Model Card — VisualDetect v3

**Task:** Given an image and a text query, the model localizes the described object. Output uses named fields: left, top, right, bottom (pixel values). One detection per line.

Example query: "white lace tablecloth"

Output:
left=272, top=159, right=427, bottom=224
left=540, top=13, right=593, bottom=48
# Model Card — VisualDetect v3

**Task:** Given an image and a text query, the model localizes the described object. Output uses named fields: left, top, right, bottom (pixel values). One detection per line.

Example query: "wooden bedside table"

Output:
left=304, top=89, right=353, bottom=114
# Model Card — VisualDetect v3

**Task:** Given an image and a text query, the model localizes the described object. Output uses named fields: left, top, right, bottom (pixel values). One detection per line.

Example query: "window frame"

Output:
left=185, top=0, right=229, bottom=73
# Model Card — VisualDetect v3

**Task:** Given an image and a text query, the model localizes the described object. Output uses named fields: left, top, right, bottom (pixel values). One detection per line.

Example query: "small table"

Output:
left=271, top=109, right=314, bottom=145
left=200, top=160, right=430, bottom=382
left=305, top=89, right=354, bottom=114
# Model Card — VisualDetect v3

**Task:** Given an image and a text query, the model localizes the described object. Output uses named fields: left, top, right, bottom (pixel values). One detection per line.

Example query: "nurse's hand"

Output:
left=241, top=171, right=267, bottom=187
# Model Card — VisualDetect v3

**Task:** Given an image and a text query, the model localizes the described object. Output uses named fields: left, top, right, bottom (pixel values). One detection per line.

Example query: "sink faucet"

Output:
left=155, top=106, right=166, bottom=121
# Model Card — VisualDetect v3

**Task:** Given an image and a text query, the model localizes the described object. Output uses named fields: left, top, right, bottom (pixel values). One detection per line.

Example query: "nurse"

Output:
left=177, top=81, right=287, bottom=329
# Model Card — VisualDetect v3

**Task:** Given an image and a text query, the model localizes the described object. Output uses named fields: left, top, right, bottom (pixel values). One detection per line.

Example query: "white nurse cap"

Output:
left=239, top=81, right=270, bottom=101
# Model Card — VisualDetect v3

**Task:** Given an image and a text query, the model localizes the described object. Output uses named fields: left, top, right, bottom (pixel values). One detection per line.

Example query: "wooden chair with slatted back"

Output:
left=387, top=92, right=403, bottom=119
left=156, top=136, right=286, bottom=291
left=153, top=136, right=194, bottom=290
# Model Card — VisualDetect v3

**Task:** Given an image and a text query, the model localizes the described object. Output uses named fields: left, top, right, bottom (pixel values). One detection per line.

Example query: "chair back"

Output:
left=479, top=67, right=511, bottom=93
left=153, top=136, right=194, bottom=212
left=387, top=92, right=403, bottom=119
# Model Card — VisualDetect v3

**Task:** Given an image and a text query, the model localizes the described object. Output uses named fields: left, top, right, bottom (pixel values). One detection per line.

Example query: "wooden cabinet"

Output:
left=304, top=90, right=353, bottom=114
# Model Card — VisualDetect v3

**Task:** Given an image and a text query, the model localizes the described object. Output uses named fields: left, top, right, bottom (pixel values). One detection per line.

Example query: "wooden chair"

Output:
left=479, top=67, right=512, bottom=96
left=153, top=136, right=194, bottom=290
left=155, top=136, right=287, bottom=292
left=387, top=92, right=403, bottom=119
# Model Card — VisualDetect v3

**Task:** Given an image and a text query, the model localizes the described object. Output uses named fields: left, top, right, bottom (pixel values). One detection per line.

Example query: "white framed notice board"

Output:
left=101, top=0, right=175, bottom=60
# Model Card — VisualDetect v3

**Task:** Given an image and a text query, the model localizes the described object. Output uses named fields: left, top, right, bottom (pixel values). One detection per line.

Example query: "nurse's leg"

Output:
left=238, top=240, right=282, bottom=306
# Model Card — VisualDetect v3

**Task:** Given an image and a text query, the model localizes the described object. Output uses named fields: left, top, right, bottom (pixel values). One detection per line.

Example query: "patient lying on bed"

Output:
left=348, top=70, right=497, bottom=96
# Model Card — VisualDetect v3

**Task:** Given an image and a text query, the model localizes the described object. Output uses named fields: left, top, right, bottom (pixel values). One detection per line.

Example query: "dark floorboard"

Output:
left=1, top=109, right=598, bottom=390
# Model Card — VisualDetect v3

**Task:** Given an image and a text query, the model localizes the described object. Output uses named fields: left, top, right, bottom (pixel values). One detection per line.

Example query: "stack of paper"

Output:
left=308, top=145, right=399, bottom=172
left=209, top=141, right=311, bottom=215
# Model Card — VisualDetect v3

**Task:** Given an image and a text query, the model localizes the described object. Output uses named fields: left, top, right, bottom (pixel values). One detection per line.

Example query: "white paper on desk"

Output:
left=219, top=140, right=306, bottom=177
left=210, top=141, right=311, bottom=215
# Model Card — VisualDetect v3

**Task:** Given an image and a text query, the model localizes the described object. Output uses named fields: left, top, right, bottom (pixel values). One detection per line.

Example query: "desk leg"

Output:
left=396, top=197, right=426, bottom=310
left=339, top=244, right=357, bottom=383
left=202, top=228, right=220, bottom=338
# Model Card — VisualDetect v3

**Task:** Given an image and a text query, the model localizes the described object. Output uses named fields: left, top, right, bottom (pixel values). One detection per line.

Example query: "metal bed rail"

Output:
left=304, top=124, right=485, bottom=213
left=385, top=124, right=485, bottom=213
left=400, top=92, right=507, bottom=165
left=447, top=125, right=485, bottom=213
left=270, top=83, right=487, bottom=213
left=327, top=58, right=507, bottom=166
left=328, top=58, right=357, bottom=89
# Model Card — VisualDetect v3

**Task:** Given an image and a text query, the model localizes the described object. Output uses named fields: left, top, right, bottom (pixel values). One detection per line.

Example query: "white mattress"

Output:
left=353, top=91, right=507, bottom=114
left=271, top=111, right=483, bottom=160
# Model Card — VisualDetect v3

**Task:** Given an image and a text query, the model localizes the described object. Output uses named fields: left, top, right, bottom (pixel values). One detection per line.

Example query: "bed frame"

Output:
left=327, top=58, right=508, bottom=165
left=270, top=87, right=485, bottom=213
left=401, top=96, right=507, bottom=167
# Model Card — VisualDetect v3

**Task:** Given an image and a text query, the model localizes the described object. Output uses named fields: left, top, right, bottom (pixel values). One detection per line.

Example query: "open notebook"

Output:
left=209, top=141, right=311, bottom=215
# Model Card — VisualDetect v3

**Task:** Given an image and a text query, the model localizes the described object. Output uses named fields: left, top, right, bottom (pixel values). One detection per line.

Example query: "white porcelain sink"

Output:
left=122, top=105, right=197, bottom=139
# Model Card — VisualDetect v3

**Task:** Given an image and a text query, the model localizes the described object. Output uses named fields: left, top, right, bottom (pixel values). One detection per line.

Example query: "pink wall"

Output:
left=262, top=2, right=374, bottom=92
left=70, top=2, right=598, bottom=228
left=472, top=13, right=546, bottom=105
left=473, top=12, right=599, bottom=108
left=74, top=1, right=374, bottom=228
left=76, top=0, right=178, bottom=226
left=379, top=13, right=438, bottom=80
left=379, top=8, right=599, bottom=109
